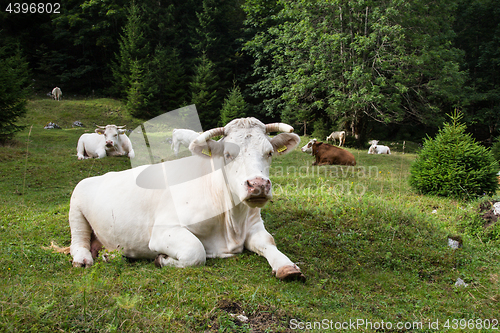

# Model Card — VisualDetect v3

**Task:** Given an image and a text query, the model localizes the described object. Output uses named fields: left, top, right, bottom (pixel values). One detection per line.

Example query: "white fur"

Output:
left=171, top=128, right=199, bottom=156
left=368, top=140, right=391, bottom=154
left=51, top=87, right=62, bottom=101
left=326, top=131, right=345, bottom=146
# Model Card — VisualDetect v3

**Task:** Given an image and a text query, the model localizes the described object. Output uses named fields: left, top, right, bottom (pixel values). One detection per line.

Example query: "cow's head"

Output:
left=189, top=118, right=300, bottom=208
left=96, top=125, right=126, bottom=148
left=300, top=139, right=317, bottom=155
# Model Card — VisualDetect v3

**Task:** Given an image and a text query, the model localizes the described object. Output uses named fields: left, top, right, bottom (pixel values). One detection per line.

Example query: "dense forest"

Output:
left=1, top=0, right=499, bottom=143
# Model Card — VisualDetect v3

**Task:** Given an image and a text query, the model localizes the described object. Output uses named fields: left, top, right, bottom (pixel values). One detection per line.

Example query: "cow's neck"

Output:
left=223, top=202, right=253, bottom=252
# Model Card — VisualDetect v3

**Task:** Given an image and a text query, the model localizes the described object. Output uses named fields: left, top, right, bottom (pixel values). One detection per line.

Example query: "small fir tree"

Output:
left=409, top=111, right=499, bottom=199
left=152, top=46, right=188, bottom=113
left=220, top=85, right=246, bottom=126
left=190, top=53, right=220, bottom=129
left=126, top=60, right=150, bottom=118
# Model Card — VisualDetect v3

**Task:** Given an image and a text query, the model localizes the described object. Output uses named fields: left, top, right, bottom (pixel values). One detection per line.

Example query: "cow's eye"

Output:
left=268, top=151, right=273, bottom=158
left=225, top=152, right=232, bottom=160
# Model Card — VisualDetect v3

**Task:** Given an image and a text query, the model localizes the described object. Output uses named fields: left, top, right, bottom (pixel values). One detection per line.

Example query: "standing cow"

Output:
left=76, top=125, right=135, bottom=160
left=326, top=131, right=346, bottom=146
left=68, top=118, right=305, bottom=281
left=171, top=128, right=199, bottom=156
left=301, top=139, right=356, bottom=166
left=52, top=87, right=62, bottom=101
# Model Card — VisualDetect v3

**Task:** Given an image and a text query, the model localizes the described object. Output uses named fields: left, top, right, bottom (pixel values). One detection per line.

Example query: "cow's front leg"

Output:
left=95, top=147, right=107, bottom=159
left=149, top=225, right=206, bottom=268
left=245, top=222, right=305, bottom=282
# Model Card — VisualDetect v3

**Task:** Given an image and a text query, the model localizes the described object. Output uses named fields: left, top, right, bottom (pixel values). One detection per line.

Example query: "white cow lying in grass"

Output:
left=52, top=87, right=62, bottom=101
left=368, top=140, right=391, bottom=154
left=171, top=128, right=199, bottom=156
left=77, top=125, right=135, bottom=160
left=326, top=131, right=346, bottom=146
left=68, top=117, right=306, bottom=281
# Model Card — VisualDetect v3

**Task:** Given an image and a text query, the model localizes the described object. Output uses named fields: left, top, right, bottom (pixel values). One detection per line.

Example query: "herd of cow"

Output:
left=64, top=114, right=391, bottom=282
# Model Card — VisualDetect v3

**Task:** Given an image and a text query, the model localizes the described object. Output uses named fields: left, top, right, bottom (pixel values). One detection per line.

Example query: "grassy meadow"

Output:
left=1, top=98, right=500, bottom=332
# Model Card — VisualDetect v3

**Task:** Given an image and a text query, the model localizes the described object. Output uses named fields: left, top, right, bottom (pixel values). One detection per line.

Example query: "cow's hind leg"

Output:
left=149, top=226, right=206, bottom=268
left=69, top=206, right=94, bottom=267
left=90, top=232, right=103, bottom=259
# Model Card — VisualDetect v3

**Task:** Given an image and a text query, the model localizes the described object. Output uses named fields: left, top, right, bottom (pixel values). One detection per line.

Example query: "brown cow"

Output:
left=301, top=139, right=356, bottom=166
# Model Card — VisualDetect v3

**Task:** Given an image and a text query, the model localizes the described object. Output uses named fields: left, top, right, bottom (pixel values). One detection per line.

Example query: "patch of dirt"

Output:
left=217, top=299, right=243, bottom=314
left=210, top=299, right=293, bottom=333
left=479, top=200, right=499, bottom=228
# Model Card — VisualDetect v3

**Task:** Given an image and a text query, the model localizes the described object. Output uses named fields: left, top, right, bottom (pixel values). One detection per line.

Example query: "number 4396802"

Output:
left=6, top=3, right=60, bottom=14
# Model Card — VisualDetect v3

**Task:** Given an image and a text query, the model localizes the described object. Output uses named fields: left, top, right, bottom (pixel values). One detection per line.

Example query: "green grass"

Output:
left=1, top=99, right=500, bottom=332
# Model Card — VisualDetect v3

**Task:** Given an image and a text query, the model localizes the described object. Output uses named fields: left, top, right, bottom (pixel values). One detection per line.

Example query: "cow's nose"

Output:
left=106, top=140, right=113, bottom=146
left=246, top=177, right=271, bottom=196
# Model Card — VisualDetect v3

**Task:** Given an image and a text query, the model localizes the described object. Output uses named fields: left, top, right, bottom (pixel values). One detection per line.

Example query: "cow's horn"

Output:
left=265, top=123, right=294, bottom=133
left=117, top=125, right=126, bottom=129
left=96, top=125, right=106, bottom=129
left=194, top=127, right=225, bottom=143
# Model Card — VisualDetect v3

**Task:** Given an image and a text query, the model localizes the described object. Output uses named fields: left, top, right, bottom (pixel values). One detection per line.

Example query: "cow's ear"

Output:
left=270, top=133, right=300, bottom=156
left=95, top=128, right=105, bottom=135
left=118, top=129, right=126, bottom=135
left=189, top=139, right=224, bottom=158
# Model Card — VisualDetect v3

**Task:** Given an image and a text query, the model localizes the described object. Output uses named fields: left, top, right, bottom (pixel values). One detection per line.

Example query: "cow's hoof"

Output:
left=275, top=265, right=306, bottom=282
left=72, top=250, right=94, bottom=268
left=72, top=258, right=93, bottom=268
left=154, top=254, right=168, bottom=268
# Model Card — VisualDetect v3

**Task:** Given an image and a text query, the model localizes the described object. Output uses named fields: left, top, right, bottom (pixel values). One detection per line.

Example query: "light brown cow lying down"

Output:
left=301, top=139, right=356, bottom=166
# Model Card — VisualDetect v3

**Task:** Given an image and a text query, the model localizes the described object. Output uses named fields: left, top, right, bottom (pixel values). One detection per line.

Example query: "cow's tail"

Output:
left=42, top=241, right=71, bottom=254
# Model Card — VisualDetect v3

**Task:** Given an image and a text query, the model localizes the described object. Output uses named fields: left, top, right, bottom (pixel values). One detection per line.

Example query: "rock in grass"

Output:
left=44, top=122, right=61, bottom=129
left=447, top=235, right=462, bottom=249
left=455, top=278, right=468, bottom=288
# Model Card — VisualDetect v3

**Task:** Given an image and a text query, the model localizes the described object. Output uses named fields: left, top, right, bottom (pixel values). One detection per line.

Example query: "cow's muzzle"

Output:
left=245, top=177, right=271, bottom=206
left=105, top=141, right=114, bottom=147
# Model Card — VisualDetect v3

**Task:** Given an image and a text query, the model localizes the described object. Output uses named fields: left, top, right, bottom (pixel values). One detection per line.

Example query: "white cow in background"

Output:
left=68, top=118, right=305, bottom=281
left=76, top=125, right=135, bottom=160
left=326, top=131, right=346, bottom=146
left=52, top=87, right=62, bottom=101
left=171, top=128, right=199, bottom=156
left=368, top=140, right=391, bottom=154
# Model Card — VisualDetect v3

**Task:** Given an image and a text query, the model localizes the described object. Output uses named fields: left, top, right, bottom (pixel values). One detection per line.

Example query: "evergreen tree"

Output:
left=126, top=59, right=156, bottom=118
left=190, top=54, right=220, bottom=129
left=410, top=111, right=498, bottom=199
left=112, top=1, right=150, bottom=99
left=0, top=44, right=30, bottom=144
left=151, top=46, right=188, bottom=112
left=220, top=85, right=247, bottom=126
